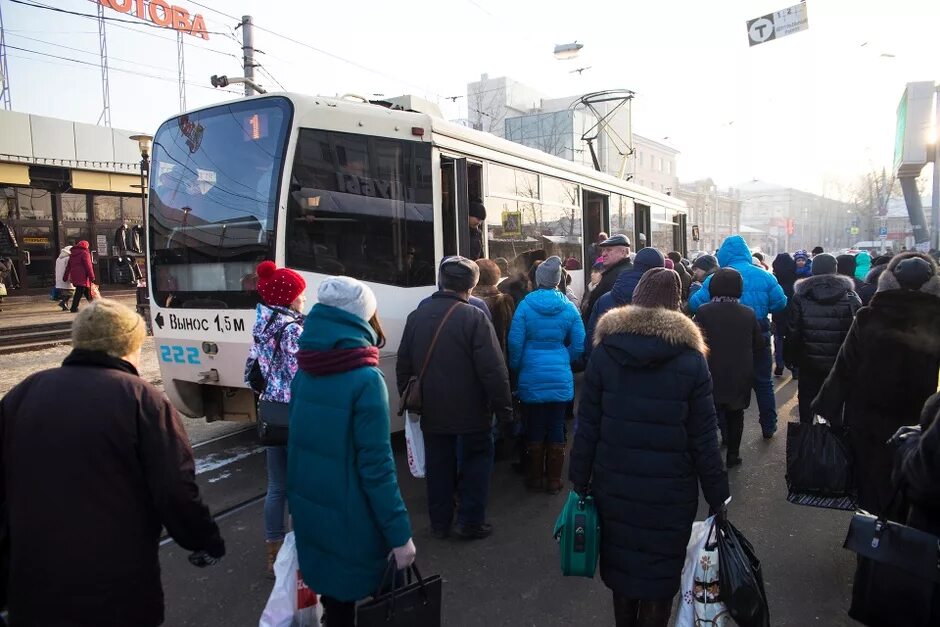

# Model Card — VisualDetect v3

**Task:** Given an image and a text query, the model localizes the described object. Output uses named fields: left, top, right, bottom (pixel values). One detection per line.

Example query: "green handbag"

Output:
left=553, top=490, right=600, bottom=578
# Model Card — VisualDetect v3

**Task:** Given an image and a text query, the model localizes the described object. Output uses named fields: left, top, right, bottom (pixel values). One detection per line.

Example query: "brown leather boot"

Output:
left=545, top=444, right=566, bottom=494
left=525, top=442, right=545, bottom=491
left=266, top=539, right=283, bottom=578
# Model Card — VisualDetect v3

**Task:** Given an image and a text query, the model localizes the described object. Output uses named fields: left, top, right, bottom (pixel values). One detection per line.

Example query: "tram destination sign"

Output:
left=98, top=0, right=210, bottom=40
left=746, top=2, right=809, bottom=47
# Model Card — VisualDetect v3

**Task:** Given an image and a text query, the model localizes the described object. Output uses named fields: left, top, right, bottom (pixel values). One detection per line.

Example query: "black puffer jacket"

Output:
left=397, top=291, right=513, bottom=434
left=785, top=274, right=860, bottom=372
left=856, top=264, right=888, bottom=306
left=569, top=305, right=729, bottom=600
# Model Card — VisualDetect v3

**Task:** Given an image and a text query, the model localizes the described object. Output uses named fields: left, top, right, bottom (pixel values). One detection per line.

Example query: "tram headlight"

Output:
left=202, top=342, right=219, bottom=355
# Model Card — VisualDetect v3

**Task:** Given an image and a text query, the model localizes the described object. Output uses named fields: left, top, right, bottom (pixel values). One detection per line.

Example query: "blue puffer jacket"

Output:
left=688, top=235, right=787, bottom=321
left=585, top=248, right=665, bottom=359
left=508, top=288, right=585, bottom=403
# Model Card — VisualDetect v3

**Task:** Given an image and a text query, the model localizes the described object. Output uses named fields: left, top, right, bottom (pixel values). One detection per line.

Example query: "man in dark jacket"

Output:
left=0, top=299, right=224, bottom=627
left=836, top=253, right=865, bottom=293
left=468, top=201, right=486, bottom=261
left=771, top=253, right=797, bottom=377
left=786, top=254, right=861, bottom=424
left=688, top=253, right=718, bottom=300
left=856, top=255, right=892, bottom=306
left=695, top=268, right=763, bottom=467
left=667, top=251, right=691, bottom=300
left=580, top=233, right=633, bottom=325
left=814, top=252, right=940, bottom=515
left=397, top=256, right=513, bottom=540
left=584, top=247, right=665, bottom=361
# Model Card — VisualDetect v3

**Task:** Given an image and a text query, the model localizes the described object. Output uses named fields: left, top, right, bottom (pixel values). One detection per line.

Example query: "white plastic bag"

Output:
left=259, top=532, right=323, bottom=627
left=676, top=516, right=731, bottom=627
left=404, top=410, right=426, bottom=478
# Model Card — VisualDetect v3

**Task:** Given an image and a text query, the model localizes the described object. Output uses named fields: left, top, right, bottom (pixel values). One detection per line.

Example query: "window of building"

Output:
left=638, top=152, right=644, bottom=167
left=285, top=129, right=434, bottom=287
left=665, top=161, right=672, bottom=175
left=93, top=196, right=122, bottom=221
left=1, top=187, right=15, bottom=220
left=60, top=193, right=88, bottom=221
left=64, top=226, right=92, bottom=247
left=652, top=156, right=659, bottom=172
left=122, top=195, right=144, bottom=223
left=16, top=189, right=53, bottom=220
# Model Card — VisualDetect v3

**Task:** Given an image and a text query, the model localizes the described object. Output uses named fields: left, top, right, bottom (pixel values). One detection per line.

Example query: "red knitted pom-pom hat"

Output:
left=256, top=261, right=306, bottom=307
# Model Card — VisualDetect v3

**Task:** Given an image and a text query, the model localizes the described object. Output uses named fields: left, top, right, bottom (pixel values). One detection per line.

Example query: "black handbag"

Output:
left=785, top=419, right=857, bottom=510
left=717, top=518, right=770, bottom=627
left=844, top=498, right=940, bottom=626
left=357, top=560, right=442, bottom=627
left=257, top=400, right=290, bottom=447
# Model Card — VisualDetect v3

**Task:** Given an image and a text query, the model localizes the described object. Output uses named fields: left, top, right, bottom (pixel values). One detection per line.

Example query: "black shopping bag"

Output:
left=785, top=420, right=856, bottom=510
left=844, top=509, right=940, bottom=626
left=357, top=561, right=442, bottom=627
left=717, top=519, right=770, bottom=627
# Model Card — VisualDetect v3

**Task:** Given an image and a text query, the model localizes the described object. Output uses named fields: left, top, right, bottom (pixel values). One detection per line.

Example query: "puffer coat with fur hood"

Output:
left=568, top=305, right=730, bottom=600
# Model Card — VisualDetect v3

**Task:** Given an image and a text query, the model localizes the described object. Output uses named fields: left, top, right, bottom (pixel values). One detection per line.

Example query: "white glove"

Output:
left=391, top=538, right=416, bottom=570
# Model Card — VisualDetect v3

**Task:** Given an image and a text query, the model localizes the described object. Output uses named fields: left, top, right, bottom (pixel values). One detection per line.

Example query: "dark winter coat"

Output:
left=473, top=284, right=516, bottom=359
left=895, top=392, right=940, bottom=537
left=0, top=350, right=222, bottom=627
left=581, top=256, right=633, bottom=324
left=64, top=243, right=95, bottom=287
left=695, top=300, right=763, bottom=410
left=507, top=288, right=585, bottom=403
left=288, top=305, right=411, bottom=602
left=771, top=253, right=797, bottom=334
left=814, top=260, right=940, bottom=515
left=785, top=274, right=861, bottom=373
left=397, top=291, right=513, bottom=434
left=469, top=226, right=484, bottom=261
left=569, top=306, right=730, bottom=600
left=856, top=264, right=888, bottom=306
left=673, top=262, right=692, bottom=301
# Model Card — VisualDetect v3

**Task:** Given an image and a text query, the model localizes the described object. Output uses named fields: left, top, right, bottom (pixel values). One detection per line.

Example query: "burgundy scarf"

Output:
left=297, top=346, right=379, bottom=376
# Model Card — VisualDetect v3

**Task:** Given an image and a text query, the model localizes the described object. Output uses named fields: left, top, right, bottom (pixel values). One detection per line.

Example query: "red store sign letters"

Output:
left=99, top=0, right=210, bottom=40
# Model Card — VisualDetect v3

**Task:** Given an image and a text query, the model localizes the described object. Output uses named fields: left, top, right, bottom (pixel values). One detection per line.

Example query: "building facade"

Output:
left=676, top=180, right=743, bottom=254
left=0, top=110, right=145, bottom=290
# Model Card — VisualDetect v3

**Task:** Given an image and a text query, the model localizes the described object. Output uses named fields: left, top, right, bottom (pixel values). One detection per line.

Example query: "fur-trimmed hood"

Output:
left=794, top=273, right=857, bottom=303
left=594, top=305, right=708, bottom=367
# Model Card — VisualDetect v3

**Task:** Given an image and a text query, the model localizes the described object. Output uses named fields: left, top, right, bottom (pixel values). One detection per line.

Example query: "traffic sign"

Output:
left=879, top=226, right=888, bottom=240
left=747, top=2, right=809, bottom=47
left=850, top=227, right=860, bottom=236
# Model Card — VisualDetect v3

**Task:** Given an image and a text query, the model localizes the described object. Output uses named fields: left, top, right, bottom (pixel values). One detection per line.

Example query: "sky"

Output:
left=2, top=0, right=938, bottom=199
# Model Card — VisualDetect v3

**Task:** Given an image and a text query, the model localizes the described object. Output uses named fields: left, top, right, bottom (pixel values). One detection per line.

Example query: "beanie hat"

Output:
left=710, top=268, right=743, bottom=298
left=535, top=255, right=563, bottom=288
left=256, top=261, right=306, bottom=307
left=893, top=256, right=935, bottom=290
left=811, top=253, right=838, bottom=276
left=836, top=254, right=857, bottom=278
left=664, top=258, right=675, bottom=270
left=317, top=276, right=377, bottom=322
left=634, top=247, right=666, bottom=273
left=793, top=250, right=809, bottom=263
left=812, top=246, right=824, bottom=256
left=439, top=256, right=480, bottom=292
left=692, top=254, right=719, bottom=274
left=667, top=251, right=683, bottom=265
left=475, top=259, right=501, bottom=287
left=632, top=268, right=681, bottom=310
left=72, top=299, right=147, bottom=359
left=469, top=201, right=487, bottom=220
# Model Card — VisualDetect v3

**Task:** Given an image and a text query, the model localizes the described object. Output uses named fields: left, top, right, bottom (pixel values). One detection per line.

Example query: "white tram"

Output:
left=145, top=93, right=689, bottom=430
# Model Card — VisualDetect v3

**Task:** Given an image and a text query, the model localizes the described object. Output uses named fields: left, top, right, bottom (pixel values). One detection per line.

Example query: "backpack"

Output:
left=246, top=311, right=297, bottom=395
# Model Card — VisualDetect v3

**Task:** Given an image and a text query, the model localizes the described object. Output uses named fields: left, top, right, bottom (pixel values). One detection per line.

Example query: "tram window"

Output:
left=488, top=164, right=539, bottom=201
left=610, top=195, right=635, bottom=235
left=2, top=188, right=15, bottom=220
left=286, top=129, right=434, bottom=287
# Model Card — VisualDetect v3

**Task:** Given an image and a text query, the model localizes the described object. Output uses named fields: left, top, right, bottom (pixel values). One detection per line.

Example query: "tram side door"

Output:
left=635, top=203, right=651, bottom=250
left=582, top=189, right=609, bottom=263
left=440, top=156, right=470, bottom=258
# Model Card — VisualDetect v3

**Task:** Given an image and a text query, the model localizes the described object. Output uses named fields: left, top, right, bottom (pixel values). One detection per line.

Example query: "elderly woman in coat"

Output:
left=287, top=277, right=415, bottom=627
left=569, top=268, right=730, bottom=627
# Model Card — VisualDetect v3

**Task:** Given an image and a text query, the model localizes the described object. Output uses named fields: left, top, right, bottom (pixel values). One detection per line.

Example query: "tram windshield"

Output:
left=148, top=96, right=293, bottom=309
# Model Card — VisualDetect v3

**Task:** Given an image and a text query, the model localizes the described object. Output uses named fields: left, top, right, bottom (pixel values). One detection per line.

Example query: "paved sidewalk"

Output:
left=0, top=287, right=138, bottom=331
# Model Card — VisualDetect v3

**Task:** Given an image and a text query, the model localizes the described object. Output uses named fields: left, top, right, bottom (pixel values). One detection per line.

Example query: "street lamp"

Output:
left=129, top=134, right=153, bottom=220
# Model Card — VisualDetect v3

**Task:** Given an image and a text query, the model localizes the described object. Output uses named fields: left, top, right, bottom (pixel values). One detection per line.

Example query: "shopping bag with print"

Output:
left=404, top=410, right=426, bottom=478
left=259, top=532, right=322, bottom=627
left=677, top=516, right=732, bottom=627
left=89, top=283, right=102, bottom=300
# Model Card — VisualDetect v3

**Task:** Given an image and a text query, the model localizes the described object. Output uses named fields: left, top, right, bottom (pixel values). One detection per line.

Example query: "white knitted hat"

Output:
left=318, top=276, right=377, bottom=322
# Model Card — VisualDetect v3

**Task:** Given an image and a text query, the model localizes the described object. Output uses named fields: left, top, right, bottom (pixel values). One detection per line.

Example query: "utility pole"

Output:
left=96, top=2, right=111, bottom=127
left=932, top=84, right=940, bottom=251
left=241, top=15, right=255, bottom=98
left=0, top=0, right=11, bottom=110
left=177, top=32, right=186, bottom=112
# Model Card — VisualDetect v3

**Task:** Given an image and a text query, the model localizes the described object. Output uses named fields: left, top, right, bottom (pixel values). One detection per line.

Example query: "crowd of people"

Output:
left=1, top=229, right=939, bottom=626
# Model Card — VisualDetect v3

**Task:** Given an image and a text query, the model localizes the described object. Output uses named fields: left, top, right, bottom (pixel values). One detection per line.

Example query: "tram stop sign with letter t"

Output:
left=746, top=2, right=809, bottom=47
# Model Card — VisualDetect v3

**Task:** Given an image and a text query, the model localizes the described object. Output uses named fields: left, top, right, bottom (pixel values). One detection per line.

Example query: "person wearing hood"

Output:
left=244, top=261, right=306, bottom=575
left=569, top=268, right=729, bottom=627
left=856, top=255, right=892, bottom=306
left=63, top=240, right=95, bottom=312
left=584, top=247, right=665, bottom=361
left=689, top=235, right=788, bottom=438
left=688, top=254, right=719, bottom=300
left=771, top=253, right=798, bottom=378
left=793, top=250, right=812, bottom=278
left=785, top=254, right=861, bottom=424
left=507, top=256, right=585, bottom=493
left=836, top=254, right=865, bottom=293
left=289, top=277, right=415, bottom=626
left=814, top=252, right=940, bottom=517
left=694, top=268, right=763, bottom=467
left=54, top=246, right=75, bottom=311
left=854, top=250, right=872, bottom=283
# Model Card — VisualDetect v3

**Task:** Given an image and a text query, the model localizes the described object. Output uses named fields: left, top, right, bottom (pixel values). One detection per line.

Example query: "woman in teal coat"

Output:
left=507, top=256, right=585, bottom=494
left=287, top=276, right=415, bottom=627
